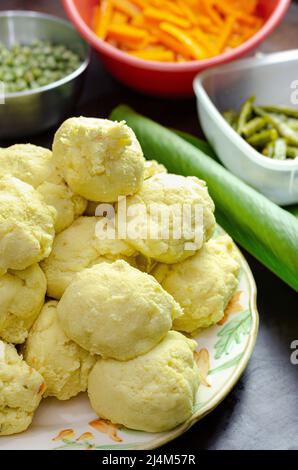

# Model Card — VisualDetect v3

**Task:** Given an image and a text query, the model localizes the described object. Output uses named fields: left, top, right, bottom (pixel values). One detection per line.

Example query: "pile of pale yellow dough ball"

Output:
left=0, top=117, right=240, bottom=436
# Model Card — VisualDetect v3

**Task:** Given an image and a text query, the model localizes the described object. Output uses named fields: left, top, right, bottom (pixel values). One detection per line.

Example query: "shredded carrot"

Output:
left=191, top=28, right=216, bottom=54
left=148, top=0, right=183, bottom=17
left=129, top=47, right=175, bottom=61
left=111, top=11, right=129, bottom=25
left=152, top=28, right=192, bottom=59
left=94, top=0, right=113, bottom=40
left=227, top=0, right=258, bottom=15
left=129, top=0, right=147, bottom=7
left=214, top=0, right=261, bottom=26
left=130, top=14, right=144, bottom=27
left=144, top=7, right=191, bottom=29
left=114, top=37, right=149, bottom=50
left=162, top=0, right=186, bottom=17
left=107, top=23, right=149, bottom=42
left=92, top=0, right=264, bottom=63
left=110, top=0, right=140, bottom=17
left=160, top=22, right=206, bottom=60
left=176, top=0, right=199, bottom=25
left=217, top=15, right=236, bottom=52
left=201, top=0, right=223, bottom=26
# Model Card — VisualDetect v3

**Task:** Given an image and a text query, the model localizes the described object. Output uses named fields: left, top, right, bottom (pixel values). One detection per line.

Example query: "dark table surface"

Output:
left=1, top=0, right=297, bottom=451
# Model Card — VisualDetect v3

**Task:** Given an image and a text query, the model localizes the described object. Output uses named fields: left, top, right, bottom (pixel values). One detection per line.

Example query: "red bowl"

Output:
left=63, top=0, right=290, bottom=97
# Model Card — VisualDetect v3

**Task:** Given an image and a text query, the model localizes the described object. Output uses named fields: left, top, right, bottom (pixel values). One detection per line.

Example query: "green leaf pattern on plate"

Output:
left=55, top=439, right=140, bottom=450
left=214, top=311, right=252, bottom=360
left=209, top=352, right=244, bottom=375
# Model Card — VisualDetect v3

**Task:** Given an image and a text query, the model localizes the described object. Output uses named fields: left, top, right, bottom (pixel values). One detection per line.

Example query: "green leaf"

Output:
left=93, top=442, right=142, bottom=450
left=54, top=440, right=141, bottom=450
left=214, top=312, right=252, bottom=360
left=110, top=106, right=298, bottom=292
left=55, top=440, right=93, bottom=450
left=209, top=353, right=244, bottom=375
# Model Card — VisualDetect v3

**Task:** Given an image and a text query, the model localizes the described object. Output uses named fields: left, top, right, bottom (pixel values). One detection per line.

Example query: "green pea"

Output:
left=14, top=67, right=24, bottom=78
left=0, top=40, right=81, bottom=92
left=37, top=76, right=49, bottom=86
left=14, top=56, right=25, bottom=66
left=66, top=67, right=75, bottom=75
left=15, top=79, right=27, bottom=91
left=47, top=57, right=57, bottom=69
left=30, top=59, right=40, bottom=69
left=43, top=46, right=52, bottom=55
left=3, top=71, right=14, bottom=82
left=27, top=72, right=35, bottom=84
left=32, top=67, right=42, bottom=79
left=30, top=81, right=40, bottom=89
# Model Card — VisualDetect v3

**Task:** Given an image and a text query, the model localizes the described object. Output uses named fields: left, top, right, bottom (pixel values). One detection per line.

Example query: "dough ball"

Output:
left=144, top=160, right=167, bottom=180
left=0, top=144, right=53, bottom=188
left=0, top=264, right=46, bottom=344
left=41, top=216, right=136, bottom=299
left=0, top=175, right=56, bottom=276
left=57, top=260, right=182, bottom=360
left=52, top=117, right=145, bottom=202
left=88, top=331, right=199, bottom=432
left=124, top=173, right=215, bottom=264
left=0, top=144, right=87, bottom=234
left=153, top=235, right=241, bottom=332
left=0, top=340, right=45, bottom=435
left=23, top=301, right=95, bottom=401
left=37, top=170, right=87, bottom=233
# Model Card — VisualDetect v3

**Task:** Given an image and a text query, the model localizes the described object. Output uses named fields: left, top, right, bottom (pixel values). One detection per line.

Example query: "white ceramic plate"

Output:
left=0, top=234, right=258, bottom=450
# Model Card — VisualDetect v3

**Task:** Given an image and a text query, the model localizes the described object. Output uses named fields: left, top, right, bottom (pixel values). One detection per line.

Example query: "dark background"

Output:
left=1, top=0, right=297, bottom=450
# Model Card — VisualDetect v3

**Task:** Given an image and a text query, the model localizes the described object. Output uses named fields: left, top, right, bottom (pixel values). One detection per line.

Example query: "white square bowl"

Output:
left=194, top=50, right=298, bottom=206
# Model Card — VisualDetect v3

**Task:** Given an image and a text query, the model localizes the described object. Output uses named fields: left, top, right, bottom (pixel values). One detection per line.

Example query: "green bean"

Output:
left=262, top=142, right=275, bottom=158
left=273, top=138, right=287, bottom=160
left=223, top=110, right=238, bottom=129
left=287, top=119, right=298, bottom=131
left=261, top=105, right=298, bottom=119
left=286, top=146, right=298, bottom=159
left=247, top=129, right=278, bottom=148
left=269, top=112, right=287, bottom=122
left=254, top=106, right=298, bottom=146
left=276, top=122, right=298, bottom=146
left=237, top=96, right=255, bottom=135
left=242, top=117, right=268, bottom=137
left=223, top=98, right=298, bottom=160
